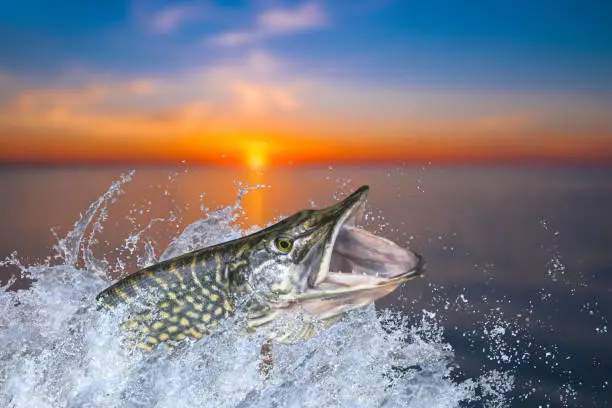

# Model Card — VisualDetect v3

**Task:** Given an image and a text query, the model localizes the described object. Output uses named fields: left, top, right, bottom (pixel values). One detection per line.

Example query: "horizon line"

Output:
left=1, top=156, right=611, bottom=168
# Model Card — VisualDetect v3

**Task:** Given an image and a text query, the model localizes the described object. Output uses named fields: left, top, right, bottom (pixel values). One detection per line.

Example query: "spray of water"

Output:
left=0, top=171, right=513, bottom=408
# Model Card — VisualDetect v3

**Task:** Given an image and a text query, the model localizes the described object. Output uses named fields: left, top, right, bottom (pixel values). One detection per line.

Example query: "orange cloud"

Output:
left=0, top=52, right=611, bottom=166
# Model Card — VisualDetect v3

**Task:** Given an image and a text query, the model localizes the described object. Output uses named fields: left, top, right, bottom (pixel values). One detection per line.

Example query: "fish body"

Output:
left=97, top=186, right=424, bottom=351
left=97, top=243, right=240, bottom=350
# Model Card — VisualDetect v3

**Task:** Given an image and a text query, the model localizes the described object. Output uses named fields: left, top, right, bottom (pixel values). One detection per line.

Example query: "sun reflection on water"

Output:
left=243, top=141, right=268, bottom=227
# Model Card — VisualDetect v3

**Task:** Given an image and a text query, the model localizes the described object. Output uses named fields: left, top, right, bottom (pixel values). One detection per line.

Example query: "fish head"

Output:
left=243, top=185, right=424, bottom=336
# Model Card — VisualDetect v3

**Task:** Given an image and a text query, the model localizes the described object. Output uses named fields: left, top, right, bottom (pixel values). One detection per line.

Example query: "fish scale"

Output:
left=97, top=249, right=238, bottom=350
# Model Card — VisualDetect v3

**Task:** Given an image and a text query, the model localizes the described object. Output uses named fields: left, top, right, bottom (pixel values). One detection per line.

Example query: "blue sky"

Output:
left=1, top=0, right=611, bottom=90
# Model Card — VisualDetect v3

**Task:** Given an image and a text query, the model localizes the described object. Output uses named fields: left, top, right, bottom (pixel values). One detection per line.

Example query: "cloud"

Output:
left=208, top=2, right=327, bottom=47
left=14, top=87, right=109, bottom=113
left=127, top=79, right=158, bottom=94
left=133, top=1, right=217, bottom=34
left=241, top=50, right=283, bottom=75
left=180, top=50, right=306, bottom=116
left=11, top=78, right=159, bottom=114
left=210, top=31, right=262, bottom=47
left=258, top=2, right=326, bottom=34
left=0, top=51, right=307, bottom=139
left=1, top=49, right=611, bottom=164
left=0, top=52, right=315, bottom=163
left=150, top=3, right=203, bottom=33
left=228, top=81, right=301, bottom=114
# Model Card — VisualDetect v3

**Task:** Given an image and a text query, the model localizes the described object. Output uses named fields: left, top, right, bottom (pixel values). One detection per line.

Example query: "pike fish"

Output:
left=96, top=185, right=424, bottom=353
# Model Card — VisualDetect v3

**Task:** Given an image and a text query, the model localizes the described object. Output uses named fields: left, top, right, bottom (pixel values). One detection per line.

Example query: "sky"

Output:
left=0, top=0, right=611, bottom=166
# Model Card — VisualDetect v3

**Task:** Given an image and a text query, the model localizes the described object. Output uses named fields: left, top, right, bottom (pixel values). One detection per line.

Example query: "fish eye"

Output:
left=274, top=237, right=293, bottom=253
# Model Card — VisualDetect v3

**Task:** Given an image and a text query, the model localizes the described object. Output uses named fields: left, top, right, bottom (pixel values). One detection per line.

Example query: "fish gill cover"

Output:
left=1, top=169, right=540, bottom=408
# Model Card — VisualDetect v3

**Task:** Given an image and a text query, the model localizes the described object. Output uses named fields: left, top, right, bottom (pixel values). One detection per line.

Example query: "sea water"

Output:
left=1, top=166, right=608, bottom=407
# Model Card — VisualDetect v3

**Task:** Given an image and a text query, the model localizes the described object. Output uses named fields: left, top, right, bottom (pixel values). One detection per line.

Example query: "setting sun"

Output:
left=245, top=141, right=269, bottom=170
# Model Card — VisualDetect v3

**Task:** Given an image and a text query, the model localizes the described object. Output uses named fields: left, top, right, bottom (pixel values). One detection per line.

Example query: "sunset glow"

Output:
left=0, top=1, right=610, bottom=165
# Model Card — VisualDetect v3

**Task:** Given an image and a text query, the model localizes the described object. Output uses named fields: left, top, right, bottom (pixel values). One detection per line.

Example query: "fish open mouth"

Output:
left=296, top=186, right=424, bottom=318
left=326, top=225, right=424, bottom=286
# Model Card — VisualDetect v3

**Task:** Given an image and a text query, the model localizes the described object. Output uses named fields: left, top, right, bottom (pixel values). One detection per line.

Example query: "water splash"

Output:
left=0, top=172, right=514, bottom=407
left=53, top=171, right=135, bottom=274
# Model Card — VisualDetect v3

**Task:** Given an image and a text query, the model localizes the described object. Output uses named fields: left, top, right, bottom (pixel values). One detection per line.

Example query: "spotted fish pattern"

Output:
left=97, top=243, right=251, bottom=351
left=97, top=185, right=423, bottom=353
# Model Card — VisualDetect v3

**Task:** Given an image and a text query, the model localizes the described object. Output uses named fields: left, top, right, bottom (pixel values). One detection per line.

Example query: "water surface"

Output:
left=0, top=164, right=610, bottom=407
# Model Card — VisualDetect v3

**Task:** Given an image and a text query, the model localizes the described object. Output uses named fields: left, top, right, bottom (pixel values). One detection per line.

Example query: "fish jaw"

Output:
left=306, top=185, right=370, bottom=288
left=298, top=185, right=423, bottom=293
left=295, top=257, right=423, bottom=320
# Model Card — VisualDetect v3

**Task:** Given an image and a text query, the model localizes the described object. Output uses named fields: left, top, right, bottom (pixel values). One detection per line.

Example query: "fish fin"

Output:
left=259, top=340, right=274, bottom=380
